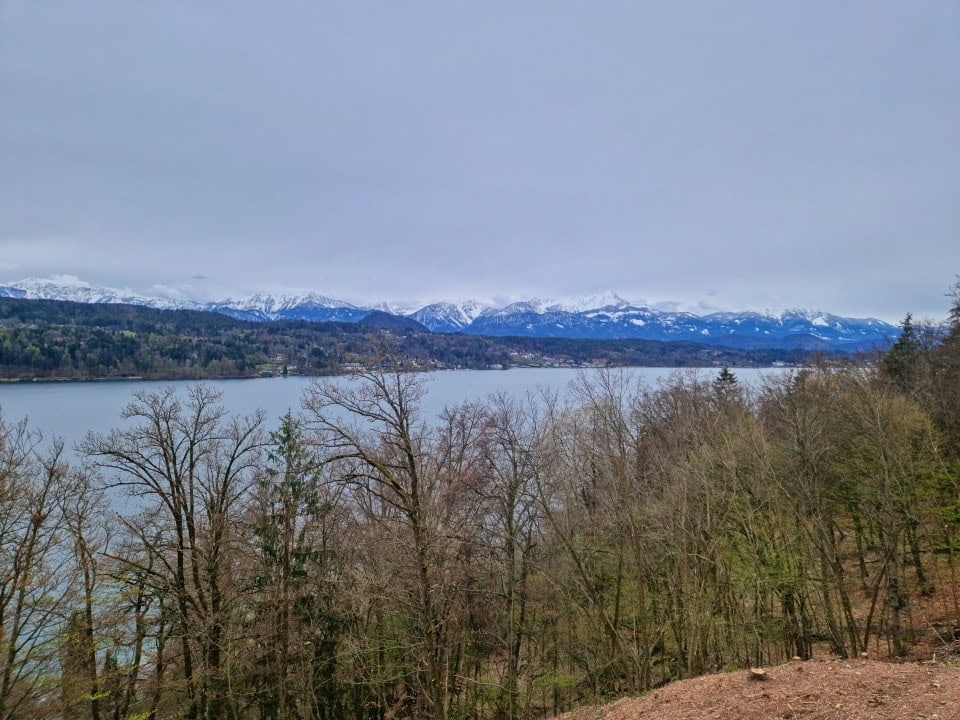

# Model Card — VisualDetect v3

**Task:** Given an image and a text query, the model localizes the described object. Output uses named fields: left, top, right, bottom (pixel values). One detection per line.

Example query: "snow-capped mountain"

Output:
left=207, top=293, right=369, bottom=323
left=0, top=277, right=198, bottom=310
left=465, top=300, right=895, bottom=350
left=0, top=279, right=369, bottom=322
left=410, top=301, right=490, bottom=333
left=0, top=277, right=899, bottom=351
left=555, top=292, right=633, bottom=313
left=370, top=300, right=425, bottom=317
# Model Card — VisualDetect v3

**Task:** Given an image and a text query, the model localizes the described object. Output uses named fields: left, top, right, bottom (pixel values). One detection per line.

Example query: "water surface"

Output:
left=0, top=367, right=786, bottom=453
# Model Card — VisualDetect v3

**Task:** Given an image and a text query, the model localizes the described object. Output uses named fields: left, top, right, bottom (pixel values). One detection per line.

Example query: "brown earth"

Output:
left=556, top=658, right=960, bottom=720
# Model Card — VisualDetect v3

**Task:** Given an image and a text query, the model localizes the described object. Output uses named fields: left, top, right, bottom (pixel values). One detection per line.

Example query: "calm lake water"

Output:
left=0, top=367, right=787, bottom=453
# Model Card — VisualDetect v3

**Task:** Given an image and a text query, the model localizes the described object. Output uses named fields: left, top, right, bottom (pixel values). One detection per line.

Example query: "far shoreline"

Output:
left=0, top=362, right=800, bottom=387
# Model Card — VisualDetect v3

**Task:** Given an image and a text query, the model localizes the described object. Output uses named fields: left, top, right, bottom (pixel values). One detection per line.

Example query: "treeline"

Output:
left=0, top=298, right=385, bottom=378
left=0, top=288, right=957, bottom=720
left=0, top=298, right=809, bottom=380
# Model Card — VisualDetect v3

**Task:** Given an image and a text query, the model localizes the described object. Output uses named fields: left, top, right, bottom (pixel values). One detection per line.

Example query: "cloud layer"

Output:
left=1, top=1, right=957, bottom=322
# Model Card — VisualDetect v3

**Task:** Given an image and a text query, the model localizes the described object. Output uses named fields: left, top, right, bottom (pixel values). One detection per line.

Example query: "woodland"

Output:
left=0, top=285, right=958, bottom=720
left=0, top=297, right=810, bottom=380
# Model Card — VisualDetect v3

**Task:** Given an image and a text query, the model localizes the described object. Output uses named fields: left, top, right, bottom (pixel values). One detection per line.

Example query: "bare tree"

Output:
left=474, top=393, right=543, bottom=718
left=0, top=417, right=71, bottom=720
left=57, top=468, right=112, bottom=720
left=83, top=385, right=265, bottom=720
left=304, top=366, right=484, bottom=720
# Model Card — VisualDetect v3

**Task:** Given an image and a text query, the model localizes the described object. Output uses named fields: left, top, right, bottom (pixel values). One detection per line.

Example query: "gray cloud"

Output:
left=1, top=1, right=957, bottom=322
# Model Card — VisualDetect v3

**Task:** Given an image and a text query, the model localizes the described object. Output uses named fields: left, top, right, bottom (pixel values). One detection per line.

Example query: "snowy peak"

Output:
left=409, top=300, right=491, bottom=333
left=558, top=291, right=634, bottom=312
left=371, top=300, right=423, bottom=316
left=458, top=299, right=489, bottom=323
left=474, top=293, right=637, bottom=317
left=215, top=292, right=358, bottom=314
left=0, top=277, right=196, bottom=310
left=479, top=297, right=568, bottom=317
left=0, top=276, right=900, bottom=351
left=207, top=292, right=369, bottom=323
left=464, top=299, right=897, bottom=350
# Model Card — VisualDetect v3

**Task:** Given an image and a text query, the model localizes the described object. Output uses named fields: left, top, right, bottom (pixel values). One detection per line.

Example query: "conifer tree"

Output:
left=882, top=313, right=920, bottom=392
left=712, top=365, right=739, bottom=405
left=713, top=365, right=737, bottom=388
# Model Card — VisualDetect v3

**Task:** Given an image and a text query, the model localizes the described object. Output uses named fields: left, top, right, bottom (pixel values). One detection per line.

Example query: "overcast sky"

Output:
left=1, top=1, right=957, bottom=321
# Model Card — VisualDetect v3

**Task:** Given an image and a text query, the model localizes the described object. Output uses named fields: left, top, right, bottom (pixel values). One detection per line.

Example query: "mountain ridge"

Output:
left=0, top=277, right=899, bottom=351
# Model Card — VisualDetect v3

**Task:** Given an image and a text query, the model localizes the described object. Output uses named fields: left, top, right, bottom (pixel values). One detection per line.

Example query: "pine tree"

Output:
left=713, top=365, right=738, bottom=398
left=882, top=313, right=919, bottom=391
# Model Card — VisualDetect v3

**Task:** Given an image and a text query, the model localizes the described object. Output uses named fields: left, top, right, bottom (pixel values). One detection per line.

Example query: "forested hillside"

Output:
left=0, top=298, right=809, bottom=380
left=0, top=285, right=957, bottom=720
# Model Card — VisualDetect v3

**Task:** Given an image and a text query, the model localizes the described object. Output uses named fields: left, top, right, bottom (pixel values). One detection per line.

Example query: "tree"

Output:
left=57, top=469, right=111, bottom=720
left=713, top=366, right=738, bottom=392
left=761, top=367, right=864, bottom=657
left=83, top=386, right=265, bottom=720
left=947, top=276, right=960, bottom=329
left=931, top=278, right=960, bottom=458
left=475, top=394, right=543, bottom=718
left=245, top=411, right=345, bottom=720
left=304, top=364, right=484, bottom=720
left=60, top=610, right=97, bottom=720
left=0, top=420, right=71, bottom=720
left=882, top=313, right=920, bottom=392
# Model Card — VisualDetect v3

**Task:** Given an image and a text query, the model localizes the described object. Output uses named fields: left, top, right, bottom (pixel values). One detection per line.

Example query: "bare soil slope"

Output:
left=558, top=658, right=960, bottom=720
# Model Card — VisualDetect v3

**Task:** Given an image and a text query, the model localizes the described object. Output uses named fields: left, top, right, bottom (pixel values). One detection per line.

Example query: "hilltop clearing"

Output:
left=558, top=658, right=960, bottom=720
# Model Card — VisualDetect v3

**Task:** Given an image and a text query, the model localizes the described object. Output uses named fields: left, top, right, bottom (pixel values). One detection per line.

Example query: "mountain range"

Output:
left=0, top=278, right=898, bottom=352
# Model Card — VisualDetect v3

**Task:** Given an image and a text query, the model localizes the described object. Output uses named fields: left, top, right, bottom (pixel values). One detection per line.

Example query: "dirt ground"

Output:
left=557, top=657, right=960, bottom=720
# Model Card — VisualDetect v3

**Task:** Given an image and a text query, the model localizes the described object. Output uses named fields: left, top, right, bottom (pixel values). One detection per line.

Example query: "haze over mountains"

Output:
left=0, top=277, right=898, bottom=352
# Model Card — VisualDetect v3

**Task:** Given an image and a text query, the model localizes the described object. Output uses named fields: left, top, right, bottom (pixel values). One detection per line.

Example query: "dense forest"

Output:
left=0, top=298, right=811, bottom=381
left=0, top=283, right=957, bottom=720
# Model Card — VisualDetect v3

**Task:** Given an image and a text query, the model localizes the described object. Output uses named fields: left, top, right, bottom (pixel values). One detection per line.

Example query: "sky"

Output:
left=1, top=1, right=958, bottom=322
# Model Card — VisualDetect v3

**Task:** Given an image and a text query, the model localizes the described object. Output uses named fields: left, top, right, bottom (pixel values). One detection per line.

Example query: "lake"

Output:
left=0, top=367, right=788, bottom=453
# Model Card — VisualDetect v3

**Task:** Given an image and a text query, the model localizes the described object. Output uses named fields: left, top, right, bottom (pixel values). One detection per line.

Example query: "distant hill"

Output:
left=358, top=310, right=429, bottom=332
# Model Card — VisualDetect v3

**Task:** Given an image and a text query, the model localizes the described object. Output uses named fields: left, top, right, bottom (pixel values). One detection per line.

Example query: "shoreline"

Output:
left=0, top=363, right=799, bottom=386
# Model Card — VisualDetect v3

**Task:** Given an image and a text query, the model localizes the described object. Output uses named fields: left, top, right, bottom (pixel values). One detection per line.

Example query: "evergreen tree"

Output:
left=249, top=412, right=343, bottom=720
left=947, top=276, right=960, bottom=330
left=932, top=279, right=960, bottom=457
left=713, top=365, right=738, bottom=402
left=882, top=313, right=920, bottom=391
left=60, top=611, right=97, bottom=720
